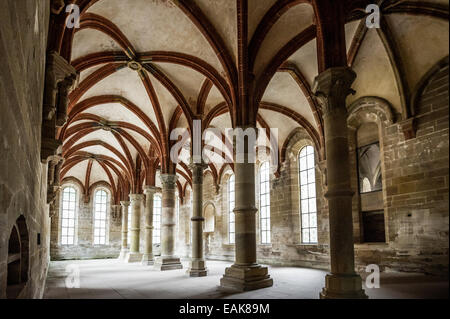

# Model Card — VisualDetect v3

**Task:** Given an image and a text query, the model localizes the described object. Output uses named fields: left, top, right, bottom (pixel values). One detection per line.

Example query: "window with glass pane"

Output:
left=299, top=146, right=318, bottom=244
left=93, top=190, right=108, bottom=245
left=259, top=162, right=271, bottom=244
left=61, top=187, right=77, bottom=245
left=153, top=195, right=162, bottom=244
left=176, top=192, right=180, bottom=237
left=228, top=174, right=235, bottom=244
left=189, top=191, right=193, bottom=245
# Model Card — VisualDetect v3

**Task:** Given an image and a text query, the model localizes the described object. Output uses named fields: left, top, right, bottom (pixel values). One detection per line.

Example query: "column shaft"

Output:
left=188, top=163, right=208, bottom=277
left=125, top=194, right=144, bottom=263
left=142, top=186, right=157, bottom=265
left=220, top=128, right=273, bottom=291
left=313, top=67, right=367, bottom=299
left=154, top=174, right=183, bottom=271
left=119, top=201, right=129, bottom=259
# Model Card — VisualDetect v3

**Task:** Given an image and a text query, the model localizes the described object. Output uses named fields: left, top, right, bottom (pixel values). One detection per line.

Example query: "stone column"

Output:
left=119, top=201, right=130, bottom=259
left=187, top=162, right=208, bottom=277
left=313, top=67, right=367, bottom=299
left=142, top=186, right=157, bottom=265
left=220, top=127, right=273, bottom=291
left=125, top=194, right=144, bottom=263
left=154, top=174, right=183, bottom=271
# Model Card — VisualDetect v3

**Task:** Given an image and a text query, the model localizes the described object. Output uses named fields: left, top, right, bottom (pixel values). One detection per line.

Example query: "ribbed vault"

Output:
left=48, top=0, right=448, bottom=204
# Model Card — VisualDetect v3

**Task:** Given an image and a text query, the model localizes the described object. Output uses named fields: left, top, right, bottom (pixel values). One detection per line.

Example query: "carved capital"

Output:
left=120, top=201, right=130, bottom=208
left=143, top=186, right=158, bottom=196
left=313, top=67, right=356, bottom=117
left=160, top=174, right=178, bottom=188
left=41, top=51, right=78, bottom=163
left=51, top=0, right=65, bottom=15
left=189, top=162, right=208, bottom=184
left=129, top=194, right=145, bottom=203
left=111, top=205, right=121, bottom=220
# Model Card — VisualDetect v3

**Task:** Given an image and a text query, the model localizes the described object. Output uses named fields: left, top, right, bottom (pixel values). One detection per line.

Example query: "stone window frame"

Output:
left=347, top=96, right=395, bottom=246
left=175, top=191, right=180, bottom=239
left=218, top=169, right=235, bottom=247
left=153, top=193, right=162, bottom=245
left=227, top=174, right=236, bottom=245
left=58, top=184, right=81, bottom=246
left=284, top=129, right=325, bottom=247
left=258, top=161, right=272, bottom=245
left=298, top=145, right=319, bottom=245
left=203, top=202, right=216, bottom=234
left=91, top=186, right=111, bottom=246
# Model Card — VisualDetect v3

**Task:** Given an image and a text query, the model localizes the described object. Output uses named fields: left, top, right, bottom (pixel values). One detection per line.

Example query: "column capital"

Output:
left=160, top=174, right=178, bottom=187
left=189, top=162, right=208, bottom=184
left=129, top=194, right=145, bottom=202
left=120, top=201, right=130, bottom=208
left=312, top=67, right=356, bottom=116
left=143, top=186, right=158, bottom=196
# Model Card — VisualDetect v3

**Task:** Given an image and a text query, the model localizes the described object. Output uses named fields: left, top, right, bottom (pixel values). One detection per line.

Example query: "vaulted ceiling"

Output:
left=50, top=0, right=449, bottom=204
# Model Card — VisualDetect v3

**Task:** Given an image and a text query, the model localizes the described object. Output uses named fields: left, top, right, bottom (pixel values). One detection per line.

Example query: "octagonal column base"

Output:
left=320, top=274, right=368, bottom=299
left=220, top=264, right=273, bottom=292
left=154, top=256, right=183, bottom=271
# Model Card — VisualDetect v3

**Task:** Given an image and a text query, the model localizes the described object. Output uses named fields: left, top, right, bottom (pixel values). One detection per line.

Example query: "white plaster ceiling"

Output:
left=62, top=0, right=449, bottom=198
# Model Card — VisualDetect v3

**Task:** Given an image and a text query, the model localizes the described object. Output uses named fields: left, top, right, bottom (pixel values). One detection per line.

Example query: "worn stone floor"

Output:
left=43, top=259, right=448, bottom=299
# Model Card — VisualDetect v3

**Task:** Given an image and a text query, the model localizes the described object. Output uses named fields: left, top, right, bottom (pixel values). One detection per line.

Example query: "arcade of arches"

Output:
left=0, top=0, right=448, bottom=299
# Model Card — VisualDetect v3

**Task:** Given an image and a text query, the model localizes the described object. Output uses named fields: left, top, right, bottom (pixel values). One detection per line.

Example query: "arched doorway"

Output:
left=6, top=215, right=29, bottom=299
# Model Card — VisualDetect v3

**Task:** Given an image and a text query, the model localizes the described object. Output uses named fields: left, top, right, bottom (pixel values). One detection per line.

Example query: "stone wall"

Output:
left=0, top=0, right=50, bottom=299
left=176, top=130, right=331, bottom=271
left=50, top=186, right=122, bottom=260
left=175, top=62, right=449, bottom=276
left=353, top=61, right=449, bottom=275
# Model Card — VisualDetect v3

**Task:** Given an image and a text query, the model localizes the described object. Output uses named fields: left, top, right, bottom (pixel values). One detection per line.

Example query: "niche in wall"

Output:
left=203, top=204, right=215, bottom=233
left=6, top=215, right=29, bottom=299
left=356, top=123, right=386, bottom=243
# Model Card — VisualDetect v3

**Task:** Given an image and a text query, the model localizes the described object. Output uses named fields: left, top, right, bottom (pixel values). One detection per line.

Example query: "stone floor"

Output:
left=43, top=259, right=449, bottom=299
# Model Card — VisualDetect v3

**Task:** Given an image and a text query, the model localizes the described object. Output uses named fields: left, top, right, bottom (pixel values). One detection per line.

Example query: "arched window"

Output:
left=299, top=146, right=318, bottom=244
left=153, top=195, right=162, bottom=245
left=228, top=174, right=235, bottom=244
left=189, top=190, right=193, bottom=245
left=175, top=191, right=180, bottom=237
left=362, top=177, right=372, bottom=193
left=93, top=190, right=108, bottom=245
left=259, top=162, right=271, bottom=244
left=204, top=204, right=215, bottom=233
left=61, top=187, right=77, bottom=245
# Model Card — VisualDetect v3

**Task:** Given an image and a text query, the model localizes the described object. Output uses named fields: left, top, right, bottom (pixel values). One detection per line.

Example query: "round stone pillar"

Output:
left=187, top=162, right=208, bottom=277
left=313, top=67, right=367, bottom=299
left=142, top=186, right=157, bottom=265
left=125, top=194, right=144, bottom=263
left=220, top=127, right=273, bottom=291
left=154, top=174, right=183, bottom=271
left=119, top=201, right=130, bottom=260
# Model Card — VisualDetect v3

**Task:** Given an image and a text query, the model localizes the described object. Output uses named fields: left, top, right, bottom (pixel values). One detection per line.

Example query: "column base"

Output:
left=187, top=259, right=207, bottom=277
left=154, top=256, right=183, bottom=271
left=141, top=254, right=154, bottom=266
left=125, top=252, right=143, bottom=263
left=320, top=273, right=368, bottom=299
left=118, top=248, right=129, bottom=260
left=220, top=264, right=273, bottom=292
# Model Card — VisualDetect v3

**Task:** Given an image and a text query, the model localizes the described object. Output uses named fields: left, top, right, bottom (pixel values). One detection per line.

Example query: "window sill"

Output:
left=354, top=243, right=389, bottom=250
left=293, top=243, right=320, bottom=249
